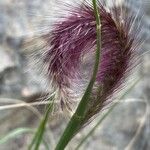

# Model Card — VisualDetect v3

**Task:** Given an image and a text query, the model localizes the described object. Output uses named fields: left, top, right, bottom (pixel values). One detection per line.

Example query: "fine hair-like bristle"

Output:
left=43, top=0, right=142, bottom=116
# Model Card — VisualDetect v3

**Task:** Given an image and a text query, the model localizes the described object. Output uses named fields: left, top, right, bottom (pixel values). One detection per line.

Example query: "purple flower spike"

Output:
left=44, top=0, right=142, bottom=113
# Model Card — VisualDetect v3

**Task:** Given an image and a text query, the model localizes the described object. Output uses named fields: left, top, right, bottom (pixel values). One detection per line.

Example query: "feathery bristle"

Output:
left=43, top=0, right=142, bottom=113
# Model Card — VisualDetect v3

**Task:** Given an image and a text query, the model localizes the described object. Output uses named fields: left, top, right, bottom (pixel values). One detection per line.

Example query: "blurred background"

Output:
left=0, top=0, right=150, bottom=150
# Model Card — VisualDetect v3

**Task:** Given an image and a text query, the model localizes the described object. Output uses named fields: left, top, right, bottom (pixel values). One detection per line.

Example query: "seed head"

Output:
left=43, top=0, right=142, bottom=117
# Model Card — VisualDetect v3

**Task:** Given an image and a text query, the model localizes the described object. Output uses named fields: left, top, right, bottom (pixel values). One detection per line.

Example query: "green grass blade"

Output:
left=55, top=1, right=101, bottom=149
left=0, top=128, right=33, bottom=145
left=75, top=78, right=141, bottom=150
left=28, top=98, right=54, bottom=150
left=0, top=127, right=50, bottom=150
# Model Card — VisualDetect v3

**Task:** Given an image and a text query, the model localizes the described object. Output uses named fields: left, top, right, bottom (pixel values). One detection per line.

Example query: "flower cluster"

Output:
left=43, top=0, right=141, bottom=119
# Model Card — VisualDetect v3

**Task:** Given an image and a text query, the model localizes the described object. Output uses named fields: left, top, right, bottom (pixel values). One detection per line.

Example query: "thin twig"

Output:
left=0, top=100, right=58, bottom=111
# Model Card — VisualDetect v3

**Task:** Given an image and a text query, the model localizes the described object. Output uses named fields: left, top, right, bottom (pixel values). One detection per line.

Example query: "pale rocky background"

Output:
left=0, top=0, right=150, bottom=150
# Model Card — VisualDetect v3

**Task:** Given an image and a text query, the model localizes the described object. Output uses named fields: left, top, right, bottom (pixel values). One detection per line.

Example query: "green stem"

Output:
left=75, top=77, right=141, bottom=150
left=28, top=99, right=54, bottom=150
left=76, top=104, right=117, bottom=150
left=55, top=1, right=101, bottom=149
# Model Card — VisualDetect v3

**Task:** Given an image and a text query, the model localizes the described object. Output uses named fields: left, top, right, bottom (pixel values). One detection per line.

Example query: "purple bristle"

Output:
left=43, top=1, right=141, bottom=112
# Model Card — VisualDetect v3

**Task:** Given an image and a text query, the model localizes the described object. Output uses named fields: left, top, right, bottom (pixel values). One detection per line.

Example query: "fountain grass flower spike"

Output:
left=41, top=0, right=143, bottom=149
left=28, top=0, right=143, bottom=149
left=44, top=0, right=141, bottom=114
